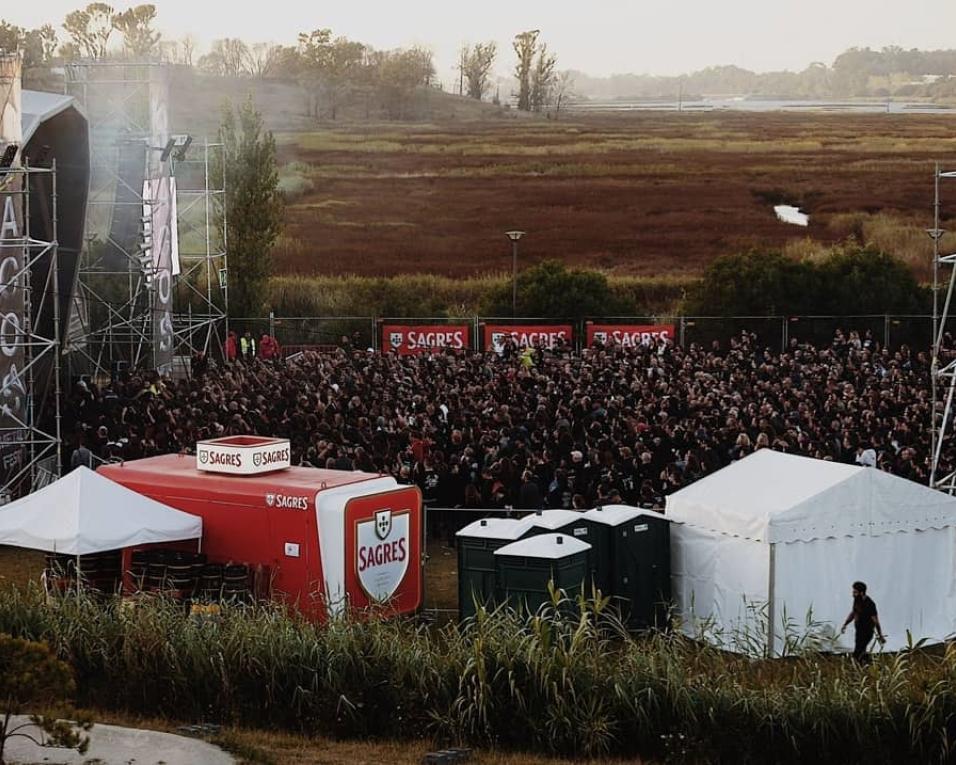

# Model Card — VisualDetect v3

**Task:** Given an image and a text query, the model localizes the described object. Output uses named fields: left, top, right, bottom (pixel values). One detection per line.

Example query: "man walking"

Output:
left=840, top=581, right=886, bottom=664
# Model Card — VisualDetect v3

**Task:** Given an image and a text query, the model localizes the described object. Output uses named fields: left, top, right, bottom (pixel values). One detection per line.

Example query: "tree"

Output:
left=297, top=29, right=367, bottom=119
left=0, top=634, right=92, bottom=765
left=62, top=3, right=115, bottom=60
left=463, top=42, right=497, bottom=101
left=482, top=260, right=623, bottom=319
left=112, top=4, right=160, bottom=58
left=371, top=46, right=435, bottom=119
left=199, top=39, right=251, bottom=77
left=513, top=29, right=539, bottom=111
left=552, top=70, right=575, bottom=117
left=530, top=43, right=556, bottom=112
left=0, top=22, right=57, bottom=69
left=216, top=97, right=283, bottom=318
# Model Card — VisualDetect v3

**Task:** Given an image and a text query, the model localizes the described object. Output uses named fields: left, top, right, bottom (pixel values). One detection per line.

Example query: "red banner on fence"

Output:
left=382, top=324, right=471, bottom=355
left=586, top=323, right=676, bottom=347
left=482, top=324, right=574, bottom=352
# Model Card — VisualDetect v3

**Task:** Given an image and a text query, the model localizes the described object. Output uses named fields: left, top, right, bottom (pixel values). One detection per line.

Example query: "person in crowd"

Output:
left=60, top=329, right=941, bottom=526
left=224, top=331, right=238, bottom=362
left=840, top=580, right=886, bottom=664
left=240, top=331, right=257, bottom=361
left=69, top=435, right=94, bottom=471
left=260, top=334, right=281, bottom=361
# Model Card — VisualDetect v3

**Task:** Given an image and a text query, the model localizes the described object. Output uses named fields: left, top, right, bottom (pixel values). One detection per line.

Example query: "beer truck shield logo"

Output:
left=375, top=509, right=392, bottom=540
left=355, top=509, right=410, bottom=602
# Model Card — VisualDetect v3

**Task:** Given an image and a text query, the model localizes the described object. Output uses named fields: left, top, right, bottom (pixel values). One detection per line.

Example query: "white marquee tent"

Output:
left=666, top=449, right=956, bottom=655
left=0, top=467, right=202, bottom=555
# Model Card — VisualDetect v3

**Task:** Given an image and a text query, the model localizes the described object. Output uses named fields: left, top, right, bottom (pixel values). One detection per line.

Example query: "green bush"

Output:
left=1, top=585, right=956, bottom=762
left=686, top=246, right=930, bottom=316
left=277, top=174, right=315, bottom=202
left=481, top=260, right=627, bottom=319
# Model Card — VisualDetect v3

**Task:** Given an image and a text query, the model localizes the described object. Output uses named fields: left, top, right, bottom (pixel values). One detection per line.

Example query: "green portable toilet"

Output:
left=494, top=533, right=591, bottom=616
left=456, top=516, right=537, bottom=621
left=523, top=509, right=606, bottom=595
left=582, top=505, right=672, bottom=629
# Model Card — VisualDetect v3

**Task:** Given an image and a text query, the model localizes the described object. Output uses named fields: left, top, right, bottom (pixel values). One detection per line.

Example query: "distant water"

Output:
left=774, top=205, right=809, bottom=226
left=565, top=97, right=956, bottom=115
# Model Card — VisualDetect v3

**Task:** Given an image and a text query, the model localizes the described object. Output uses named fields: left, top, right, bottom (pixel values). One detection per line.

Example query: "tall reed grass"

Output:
left=265, top=273, right=692, bottom=319
left=1, top=585, right=955, bottom=762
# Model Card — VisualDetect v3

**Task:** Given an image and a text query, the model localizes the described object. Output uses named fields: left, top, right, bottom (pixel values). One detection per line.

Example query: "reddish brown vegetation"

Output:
left=275, top=112, right=954, bottom=277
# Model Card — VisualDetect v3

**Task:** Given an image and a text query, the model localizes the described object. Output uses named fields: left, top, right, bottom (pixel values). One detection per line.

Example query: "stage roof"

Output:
left=21, top=90, right=85, bottom=145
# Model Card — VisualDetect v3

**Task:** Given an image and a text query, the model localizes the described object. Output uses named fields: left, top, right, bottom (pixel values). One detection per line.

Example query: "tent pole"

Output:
left=767, top=543, right=776, bottom=658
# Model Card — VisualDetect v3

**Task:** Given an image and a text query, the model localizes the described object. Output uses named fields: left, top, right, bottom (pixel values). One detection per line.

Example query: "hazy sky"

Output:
left=9, top=0, right=956, bottom=86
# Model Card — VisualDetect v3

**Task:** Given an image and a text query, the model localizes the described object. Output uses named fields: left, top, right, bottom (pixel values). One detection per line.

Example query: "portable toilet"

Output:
left=456, top=516, right=536, bottom=620
left=522, top=509, right=603, bottom=593
left=582, top=505, right=671, bottom=629
left=99, top=436, right=424, bottom=621
left=494, top=533, right=591, bottom=615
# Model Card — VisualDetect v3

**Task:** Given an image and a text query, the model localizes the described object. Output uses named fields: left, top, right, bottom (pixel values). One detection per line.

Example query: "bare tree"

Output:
left=248, top=42, right=282, bottom=78
left=62, top=3, right=115, bottom=60
left=463, top=42, right=497, bottom=101
left=552, top=70, right=575, bottom=118
left=199, top=38, right=251, bottom=77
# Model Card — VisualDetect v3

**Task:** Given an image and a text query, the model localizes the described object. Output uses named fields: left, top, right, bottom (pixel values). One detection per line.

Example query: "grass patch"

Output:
left=1, top=585, right=955, bottom=763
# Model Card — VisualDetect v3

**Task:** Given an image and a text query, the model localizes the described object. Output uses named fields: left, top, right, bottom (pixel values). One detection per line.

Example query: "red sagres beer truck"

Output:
left=98, top=436, right=423, bottom=621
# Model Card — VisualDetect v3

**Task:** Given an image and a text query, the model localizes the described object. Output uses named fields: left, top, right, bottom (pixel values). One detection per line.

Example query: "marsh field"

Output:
left=272, top=111, right=956, bottom=283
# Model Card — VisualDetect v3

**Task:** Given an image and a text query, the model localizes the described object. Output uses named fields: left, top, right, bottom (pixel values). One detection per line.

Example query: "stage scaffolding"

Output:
left=930, top=164, right=956, bottom=493
left=0, top=162, right=62, bottom=499
left=64, top=61, right=226, bottom=381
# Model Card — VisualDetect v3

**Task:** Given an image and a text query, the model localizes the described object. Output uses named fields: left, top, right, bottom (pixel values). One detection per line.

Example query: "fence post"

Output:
left=884, top=314, right=890, bottom=348
left=679, top=316, right=686, bottom=347
left=268, top=311, right=275, bottom=339
left=372, top=318, right=379, bottom=351
left=781, top=316, right=787, bottom=353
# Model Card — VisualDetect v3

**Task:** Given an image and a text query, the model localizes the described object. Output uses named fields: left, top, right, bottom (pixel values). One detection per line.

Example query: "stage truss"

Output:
left=64, top=61, right=226, bottom=381
left=0, top=162, right=62, bottom=499
left=930, top=164, right=956, bottom=493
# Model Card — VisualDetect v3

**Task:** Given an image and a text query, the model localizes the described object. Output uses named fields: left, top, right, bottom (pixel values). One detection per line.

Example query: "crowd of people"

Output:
left=64, top=329, right=946, bottom=526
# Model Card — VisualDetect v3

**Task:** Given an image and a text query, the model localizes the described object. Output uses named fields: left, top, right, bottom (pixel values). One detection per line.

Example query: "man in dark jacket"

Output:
left=840, top=581, right=886, bottom=664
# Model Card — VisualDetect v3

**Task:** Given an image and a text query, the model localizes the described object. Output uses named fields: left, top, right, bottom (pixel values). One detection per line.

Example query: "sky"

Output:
left=8, top=0, right=956, bottom=88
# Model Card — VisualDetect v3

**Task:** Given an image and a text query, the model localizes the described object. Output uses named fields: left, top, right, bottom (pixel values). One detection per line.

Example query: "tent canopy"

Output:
left=0, top=467, right=202, bottom=555
left=666, top=450, right=956, bottom=543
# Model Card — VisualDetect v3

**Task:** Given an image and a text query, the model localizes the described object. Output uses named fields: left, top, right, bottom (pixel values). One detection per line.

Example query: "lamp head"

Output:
left=505, top=230, right=525, bottom=242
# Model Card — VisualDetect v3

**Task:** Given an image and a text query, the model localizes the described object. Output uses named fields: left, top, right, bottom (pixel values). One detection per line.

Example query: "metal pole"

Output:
left=511, top=239, right=518, bottom=317
left=52, top=161, right=62, bottom=478
left=932, top=165, right=941, bottom=487
left=767, top=542, right=776, bottom=658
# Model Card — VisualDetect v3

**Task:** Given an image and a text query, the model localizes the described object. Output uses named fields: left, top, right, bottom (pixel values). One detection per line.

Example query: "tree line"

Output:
left=1, top=5, right=574, bottom=115
left=571, top=46, right=956, bottom=100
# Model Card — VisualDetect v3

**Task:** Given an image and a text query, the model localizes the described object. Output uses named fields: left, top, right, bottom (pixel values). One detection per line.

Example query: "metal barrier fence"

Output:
left=229, top=314, right=944, bottom=354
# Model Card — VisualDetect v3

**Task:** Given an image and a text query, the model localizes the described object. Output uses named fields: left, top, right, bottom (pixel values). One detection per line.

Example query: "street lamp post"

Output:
left=505, top=230, right=525, bottom=317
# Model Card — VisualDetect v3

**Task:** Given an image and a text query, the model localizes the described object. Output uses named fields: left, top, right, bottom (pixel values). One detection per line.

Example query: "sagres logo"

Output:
left=593, top=331, right=608, bottom=344
left=491, top=332, right=506, bottom=351
left=198, top=450, right=209, bottom=464
left=253, top=452, right=262, bottom=467
left=389, top=332, right=403, bottom=348
left=357, top=508, right=410, bottom=601
left=265, top=493, right=309, bottom=510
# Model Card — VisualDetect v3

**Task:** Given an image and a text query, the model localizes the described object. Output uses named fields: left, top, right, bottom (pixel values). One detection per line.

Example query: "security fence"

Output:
left=228, top=314, right=943, bottom=354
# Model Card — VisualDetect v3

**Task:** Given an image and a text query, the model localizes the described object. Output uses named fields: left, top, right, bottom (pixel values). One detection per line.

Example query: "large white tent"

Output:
left=666, top=449, right=956, bottom=655
left=0, top=467, right=202, bottom=555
